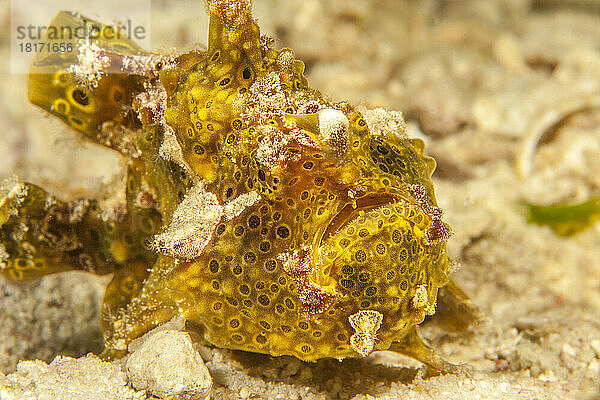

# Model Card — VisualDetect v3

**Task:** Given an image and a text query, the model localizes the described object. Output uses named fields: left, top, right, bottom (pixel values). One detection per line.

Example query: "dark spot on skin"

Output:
left=265, top=259, right=276, bottom=271
left=259, top=241, right=270, bottom=252
left=258, top=294, right=270, bottom=306
left=303, top=161, right=314, bottom=170
left=244, top=252, right=257, bottom=263
left=248, top=215, right=260, bottom=228
left=340, top=279, right=354, bottom=289
left=260, top=321, right=271, bottom=330
left=341, top=265, right=353, bottom=275
left=113, top=90, right=123, bottom=103
left=193, top=145, right=205, bottom=155
left=72, top=89, right=89, bottom=106
left=242, top=67, right=252, bottom=79
left=232, top=119, right=243, bottom=130
left=285, top=298, right=295, bottom=309
left=209, top=260, right=219, bottom=273
left=226, top=297, right=238, bottom=307
left=358, top=272, right=370, bottom=282
left=355, top=249, right=367, bottom=262
left=276, top=226, right=290, bottom=238
left=256, top=335, right=267, bottom=344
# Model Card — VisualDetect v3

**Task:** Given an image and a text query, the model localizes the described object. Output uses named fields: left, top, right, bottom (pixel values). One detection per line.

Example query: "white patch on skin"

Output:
left=207, top=0, right=252, bottom=40
left=359, top=106, right=407, bottom=139
left=255, top=125, right=291, bottom=169
left=223, top=191, right=260, bottom=221
left=10, top=222, right=28, bottom=242
left=153, top=184, right=260, bottom=260
left=157, top=127, right=197, bottom=182
left=100, top=203, right=128, bottom=223
left=66, top=41, right=111, bottom=89
left=278, top=248, right=337, bottom=315
left=0, top=176, right=27, bottom=224
left=99, top=121, right=142, bottom=158
left=153, top=183, right=223, bottom=261
left=236, top=72, right=288, bottom=124
left=136, top=84, right=196, bottom=180
left=410, top=284, right=436, bottom=317
left=0, top=176, right=26, bottom=205
left=412, top=284, right=429, bottom=309
left=68, top=199, right=90, bottom=224
left=120, top=53, right=175, bottom=79
left=426, top=301, right=437, bottom=316
left=348, top=310, right=384, bottom=357
left=276, top=49, right=294, bottom=71
left=0, top=243, right=8, bottom=270
left=159, top=127, right=188, bottom=169
left=136, top=84, right=168, bottom=126
left=318, top=108, right=350, bottom=155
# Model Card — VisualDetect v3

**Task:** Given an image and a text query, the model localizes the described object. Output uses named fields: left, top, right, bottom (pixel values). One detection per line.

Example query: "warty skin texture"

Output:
left=0, top=0, right=478, bottom=372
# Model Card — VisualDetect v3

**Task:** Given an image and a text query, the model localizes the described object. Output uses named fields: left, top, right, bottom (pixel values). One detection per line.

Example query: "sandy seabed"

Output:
left=1, top=0, right=599, bottom=399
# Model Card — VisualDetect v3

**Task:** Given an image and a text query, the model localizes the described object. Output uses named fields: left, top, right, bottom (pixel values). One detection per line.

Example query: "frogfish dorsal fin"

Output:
left=207, top=0, right=263, bottom=71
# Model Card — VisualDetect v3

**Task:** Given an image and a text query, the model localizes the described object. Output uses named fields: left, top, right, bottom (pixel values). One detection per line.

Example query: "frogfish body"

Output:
left=0, top=0, right=478, bottom=371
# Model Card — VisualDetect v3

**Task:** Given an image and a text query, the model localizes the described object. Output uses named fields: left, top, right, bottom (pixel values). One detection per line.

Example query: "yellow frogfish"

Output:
left=0, top=0, right=478, bottom=372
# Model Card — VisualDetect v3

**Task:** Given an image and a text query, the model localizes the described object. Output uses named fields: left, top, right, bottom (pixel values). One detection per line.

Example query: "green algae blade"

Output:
left=525, top=196, right=600, bottom=236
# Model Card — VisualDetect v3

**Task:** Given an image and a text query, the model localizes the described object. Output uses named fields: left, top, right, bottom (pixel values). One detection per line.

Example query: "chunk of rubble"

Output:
left=125, top=327, right=212, bottom=400
left=0, top=354, right=138, bottom=400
